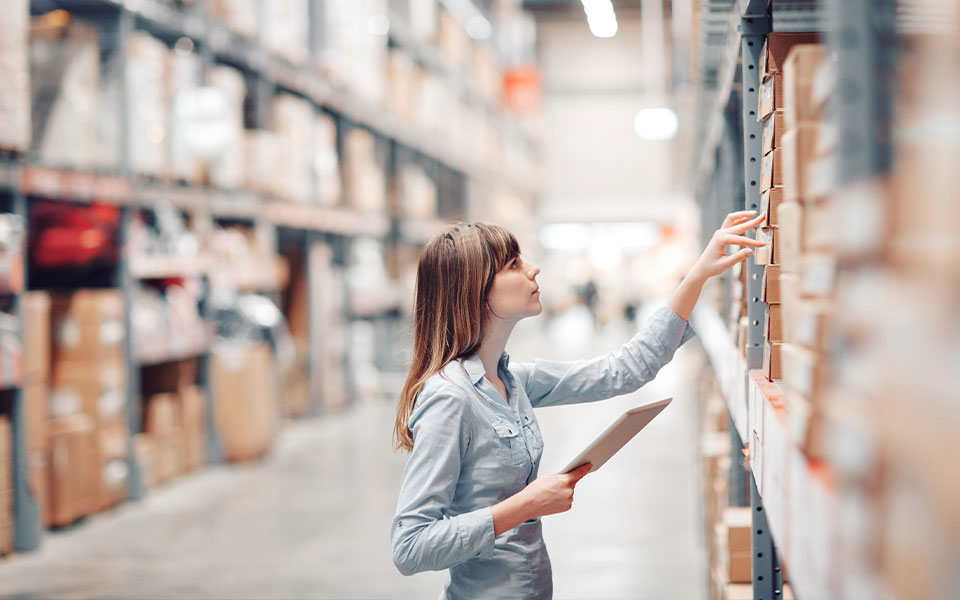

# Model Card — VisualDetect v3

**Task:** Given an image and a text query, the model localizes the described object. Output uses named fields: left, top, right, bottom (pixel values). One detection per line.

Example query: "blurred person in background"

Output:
left=391, top=212, right=765, bottom=599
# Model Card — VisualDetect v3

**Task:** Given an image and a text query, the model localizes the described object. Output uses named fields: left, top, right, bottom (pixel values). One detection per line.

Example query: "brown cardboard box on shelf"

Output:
left=762, top=265, right=782, bottom=304
left=758, top=74, right=783, bottom=120
left=761, top=148, right=783, bottom=191
left=0, top=0, right=30, bottom=153
left=723, top=584, right=753, bottom=600
left=762, top=110, right=785, bottom=157
left=761, top=33, right=821, bottom=77
left=22, top=291, right=50, bottom=384
left=728, top=551, right=752, bottom=583
left=800, top=253, right=837, bottom=299
left=780, top=273, right=800, bottom=343
left=764, top=341, right=783, bottom=381
left=782, top=343, right=827, bottom=401
left=24, top=381, right=48, bottom=454
left=725, top=507, right=752, bottom=552
left=49, top=414, right=97, bottom=527
left=145, top=392, right=182, bottom=484
left=755, top=227, right=775, bottom=265
left=95, top=422, right=128, bottom=512
left=781, top=124, right=821, bottom=202
left=802, top=200, right=838, bottom=252
left=761, top=188, right=783, bottom=227
left=283, top=366, right=311, bottom=418
left=28, top=452, right=50, bottom=527
left=50, top=290, right=124, bottom=365
left=777, top=202, right=803, bottom=273
left=794, top=300, right=833, bottom=352
left=765, top=303, right=783, bottom=343
left=783, top=44, right=826, bottom=131
left=212, top=342, right=277, bottom=463
left=50, top=359, right=126, bottom=430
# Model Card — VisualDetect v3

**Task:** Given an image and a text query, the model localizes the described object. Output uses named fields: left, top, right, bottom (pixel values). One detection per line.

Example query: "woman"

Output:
left=392, top=212, right=765, bottom=599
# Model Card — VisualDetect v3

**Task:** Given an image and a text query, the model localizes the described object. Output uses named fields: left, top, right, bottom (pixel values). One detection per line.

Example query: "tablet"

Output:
left=561, top=398, right=672, bottom=474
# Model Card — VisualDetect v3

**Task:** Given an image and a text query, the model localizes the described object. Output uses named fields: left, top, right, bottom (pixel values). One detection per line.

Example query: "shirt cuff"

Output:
left=456, top=507, right=496, bottom=560
left=661, top=304, right=697, bottom=348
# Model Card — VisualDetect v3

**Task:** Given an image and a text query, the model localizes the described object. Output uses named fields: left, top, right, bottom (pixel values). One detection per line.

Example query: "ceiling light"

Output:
left=633, top=107, right=679, bottom=141
left=581, top=0, right=618, bottom=38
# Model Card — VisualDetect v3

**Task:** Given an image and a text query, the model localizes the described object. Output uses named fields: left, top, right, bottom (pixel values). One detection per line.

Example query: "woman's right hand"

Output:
left=523, top=463, right=592, bottom=517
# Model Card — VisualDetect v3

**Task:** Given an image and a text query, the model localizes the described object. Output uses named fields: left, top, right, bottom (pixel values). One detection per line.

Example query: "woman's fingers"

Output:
left=723, top=234, right=767, bottom=248
left=566, top=463, right=592, bottom=485
left=722, top=210, right=761, bottom=228
left=726, top=212, right=766, bottom=235
left=719, top=247, right=755, bottom=270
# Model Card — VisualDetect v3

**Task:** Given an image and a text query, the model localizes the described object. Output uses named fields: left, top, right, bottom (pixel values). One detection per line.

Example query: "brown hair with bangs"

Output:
left=393, top=222, right=520, bottom=452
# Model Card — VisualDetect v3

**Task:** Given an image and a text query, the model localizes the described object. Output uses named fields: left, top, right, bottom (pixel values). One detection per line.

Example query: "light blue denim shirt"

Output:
left=391, top=304, right=695, bottom=599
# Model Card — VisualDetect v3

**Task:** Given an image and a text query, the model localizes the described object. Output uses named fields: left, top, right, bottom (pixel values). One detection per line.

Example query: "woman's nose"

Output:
left=527, top=262, right=541, bottom=278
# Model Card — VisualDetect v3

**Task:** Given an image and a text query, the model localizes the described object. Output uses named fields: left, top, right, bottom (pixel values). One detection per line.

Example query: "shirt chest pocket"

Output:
left=492, top=423, right=527, bottom=468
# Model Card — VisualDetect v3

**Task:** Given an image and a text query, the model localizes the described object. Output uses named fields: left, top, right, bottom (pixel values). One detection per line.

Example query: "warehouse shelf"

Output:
left=266, top=203, right=391, bottom=238
left=128, top=255, right=209, bottom=280
left=694, top=304, right=838, bottom=600
left=41, top=0, right=540, bottom=200
left=396, top=219, right=452, bottom=245
left=20, top=165, right=133, bottom=204
left=350, top=291, right=403, bottom=319
left=136, top=329, right=212, bottom=367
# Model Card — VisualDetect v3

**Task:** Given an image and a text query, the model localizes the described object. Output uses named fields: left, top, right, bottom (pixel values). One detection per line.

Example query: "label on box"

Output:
left=49, top=389, right=82, bottom=418
left=801, top=255, right=836, bottom=298
left=98, top=388, right=125, bottom=421
left=100, top=320, right=125, bottom=347
left=103, top=459, right=129, bottom=487
left=57, top=318, right=81, bottom=349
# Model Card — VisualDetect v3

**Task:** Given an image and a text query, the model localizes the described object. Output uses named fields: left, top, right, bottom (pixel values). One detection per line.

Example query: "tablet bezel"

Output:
left=560, top=398, right=673, bottom=474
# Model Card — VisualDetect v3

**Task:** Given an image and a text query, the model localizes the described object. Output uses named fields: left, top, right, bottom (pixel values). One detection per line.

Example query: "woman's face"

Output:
left=487, top=255, right=542, bottom=321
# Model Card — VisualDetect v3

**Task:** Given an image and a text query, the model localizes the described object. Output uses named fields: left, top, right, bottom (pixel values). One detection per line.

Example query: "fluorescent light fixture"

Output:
left=581, top=0, right=618, bottom=38
left=633, top=107, right=679, bottom=141
left=540, top=222, right=661, bottom=251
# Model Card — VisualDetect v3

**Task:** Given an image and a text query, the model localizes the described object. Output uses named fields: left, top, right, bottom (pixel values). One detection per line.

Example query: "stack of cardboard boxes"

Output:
left=756, top=33, right=819, bottom=384
left=211, top=342, right=277, bottom=463
left=48, top=290, right=129, bottom=523
left=0, top=0, right=30, bottom=153
left=138, top=359, right=207, bottom=488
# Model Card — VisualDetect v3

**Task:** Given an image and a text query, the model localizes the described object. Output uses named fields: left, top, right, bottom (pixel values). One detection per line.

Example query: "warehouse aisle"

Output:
left=0, top=306, right=705, bottom=600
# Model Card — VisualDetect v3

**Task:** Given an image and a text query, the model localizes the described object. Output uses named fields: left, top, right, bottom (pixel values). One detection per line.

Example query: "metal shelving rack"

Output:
left=9, top=0, right=537, bottom=553
left=691, top=1, right=898, bottom=598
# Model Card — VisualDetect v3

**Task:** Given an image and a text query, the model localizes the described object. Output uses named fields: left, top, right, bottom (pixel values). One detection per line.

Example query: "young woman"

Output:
left=392, top=212, right=765, bottom=599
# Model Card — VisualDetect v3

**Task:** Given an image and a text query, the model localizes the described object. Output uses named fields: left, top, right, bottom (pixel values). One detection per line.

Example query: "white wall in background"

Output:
left=536, top=17, right=692, bottom=225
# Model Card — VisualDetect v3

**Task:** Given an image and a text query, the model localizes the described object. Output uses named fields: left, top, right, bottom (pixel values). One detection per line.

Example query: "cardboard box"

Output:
left=761, top=188, right=783, bottom=227
left=776, top=202, right=803, bottom=273
left=755, top=227, right=775, bottom=265
left=728, top=551, right=752, bottom=583
left=782, top=343, right=827, bottom=401
left=724, top=584, right=753, bottom=600
left=765, top=303, right=783, bottom=343
left=764, top=341, right=783, bottom=381
left=762, top=110, right=785, bottom=157
left=800, top=253, right=837, bottom=298
left=49, top=414, right=97, bottom=526
left=781, top=124, right=821, bottom=202
left=0, top=0, right=30, bottom=152
left=794, top=300, right=833, bottom=352
left=761, top=33, right=822, bottom=76
left=22, top=291, right=50, bottom=384
left=802, top=200, right=837, bottom=251
left=24, top=380, right=48, bottom=454
left=783, top=44, right=826, bottom=131
left=50, top=360, right=126, bottom=429
left=50, top=291, right=124, bottom=366
left=758, top=74, right=783, bottom=120
left=762, top=265, right=782, bottom=304
left=761, top=148, right=783, bottom=191
left=725, top=507, right=752, bottom=552
left=212, top=342, right=277, bottom=463
left=95, top=422, right=128, bottom=512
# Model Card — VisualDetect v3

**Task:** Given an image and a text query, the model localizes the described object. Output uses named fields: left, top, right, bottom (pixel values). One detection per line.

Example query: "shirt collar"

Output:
left=459, top=352, right=511, bottom=386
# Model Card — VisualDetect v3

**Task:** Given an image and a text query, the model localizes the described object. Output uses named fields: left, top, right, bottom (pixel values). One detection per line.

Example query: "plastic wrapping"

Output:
left=343, top=128, right=386, bottom=214
left=272, top=94, right=313, bottom=203
left=29, top=14, right=99, bottom=167
left=205, top=66, right=246, bottom=189
left=0, top=0, right=30, bottom=152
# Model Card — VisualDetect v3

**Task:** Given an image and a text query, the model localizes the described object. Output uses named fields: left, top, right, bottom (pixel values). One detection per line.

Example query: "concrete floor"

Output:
left=0, top=307, right=706, bottom=599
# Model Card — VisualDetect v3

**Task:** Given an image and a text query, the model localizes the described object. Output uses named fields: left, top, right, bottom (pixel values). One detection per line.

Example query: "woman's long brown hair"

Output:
left=393, top=222, right=519, bottom=452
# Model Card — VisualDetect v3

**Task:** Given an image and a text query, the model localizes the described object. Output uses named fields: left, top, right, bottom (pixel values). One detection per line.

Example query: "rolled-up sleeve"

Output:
left=513, top=304, right=696, bottom=409
left=391, top=388, right=496, bottom=576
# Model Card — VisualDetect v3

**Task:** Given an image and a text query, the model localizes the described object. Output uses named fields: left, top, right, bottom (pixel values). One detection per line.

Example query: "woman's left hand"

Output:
left=689, top=210, right=767, bottom=281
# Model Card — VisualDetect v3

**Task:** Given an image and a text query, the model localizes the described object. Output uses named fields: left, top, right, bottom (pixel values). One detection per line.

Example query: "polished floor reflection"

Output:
left=0, top=307, right=706, bottom=599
